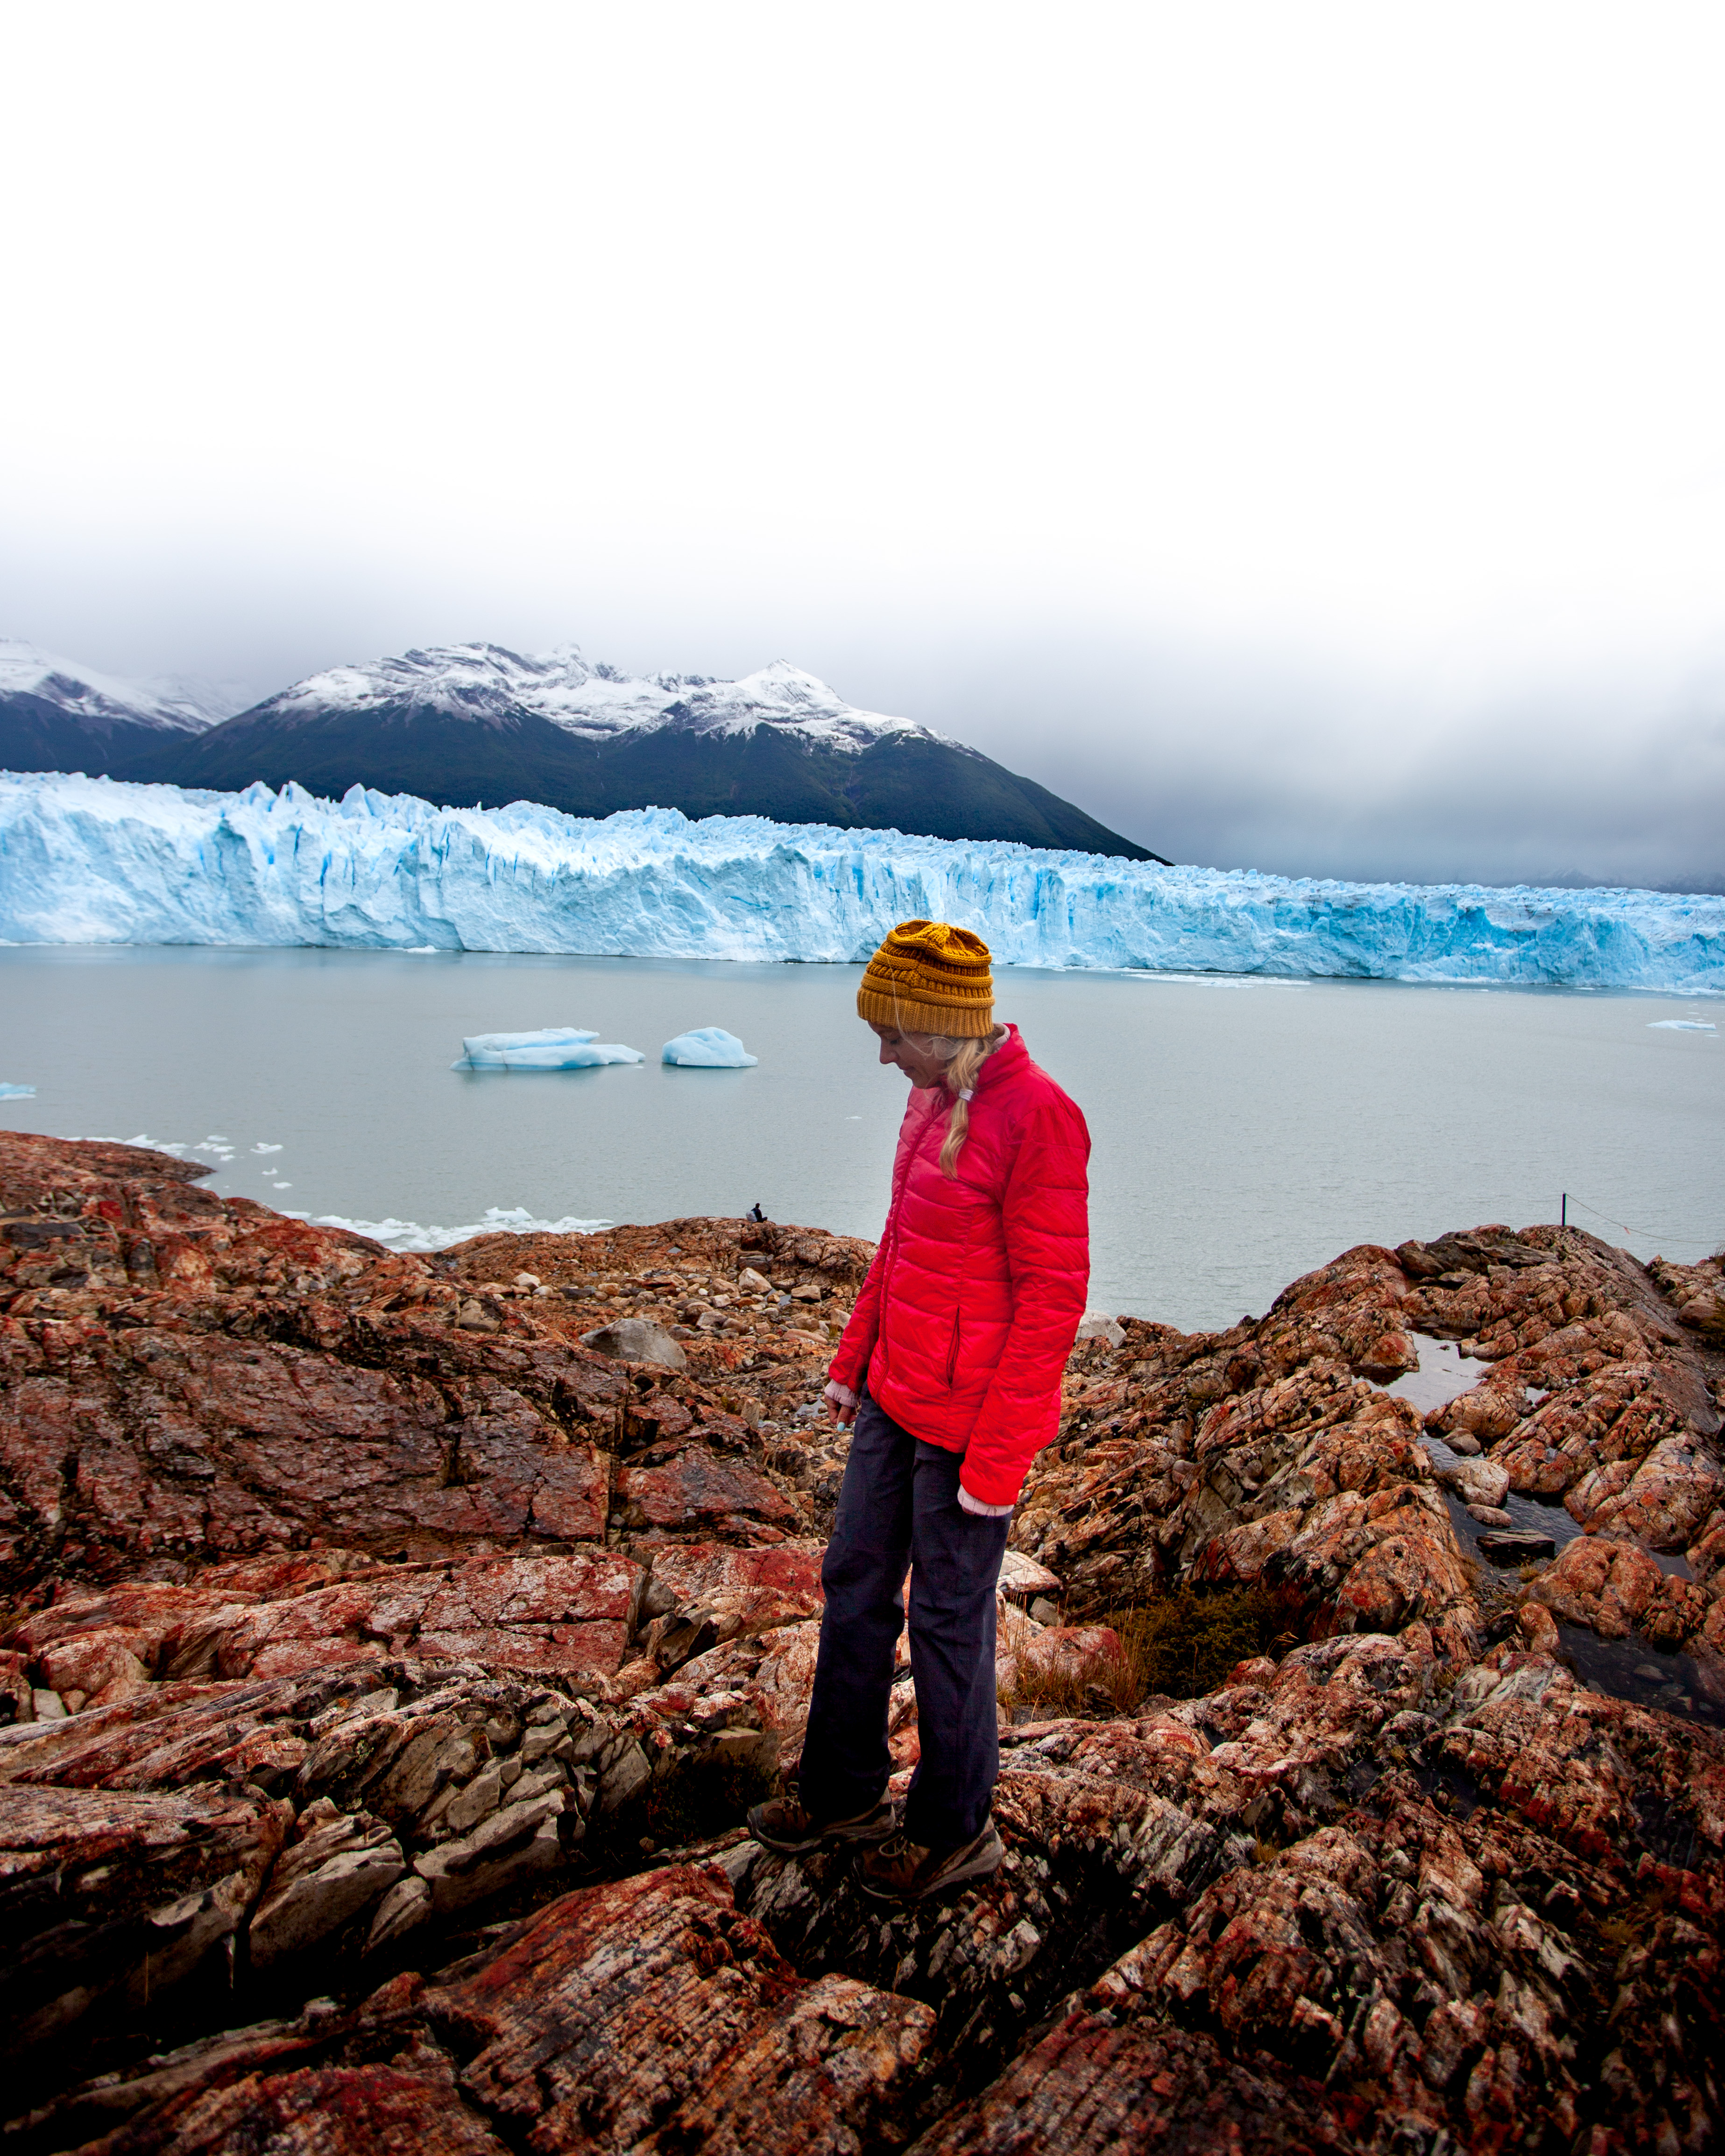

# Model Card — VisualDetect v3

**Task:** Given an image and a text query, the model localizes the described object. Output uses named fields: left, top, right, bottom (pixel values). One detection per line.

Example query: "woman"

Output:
left=749, top=918, right=1090, bottom=1901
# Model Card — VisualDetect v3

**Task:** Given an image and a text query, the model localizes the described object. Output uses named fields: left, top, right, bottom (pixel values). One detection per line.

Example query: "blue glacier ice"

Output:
left=0, top=1083, right=35, bottom=1099
left=455, top=1027, right=643, bottom=1070
left=0, top=771, right=1720, bottom=993
left=662, top=1026, right=758, bottom=1067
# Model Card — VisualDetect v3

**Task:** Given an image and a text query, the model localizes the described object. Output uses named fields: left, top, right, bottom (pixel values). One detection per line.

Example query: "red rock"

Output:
left=0, top=1322, right=612, bottom=1581
left=5, top=1553, right=644, bottom=1695
left=221, top=1552, right=641, bottom=1683
left=1529, top=1536, right=1663, bottom=1640
left=443, top=1864, right=933, bottom=2150
left=645, top=1541, right=825, bottom=1642
left=1434, top=1652, right=1725, bottom=1865
left=615, top=1444, right=796, bottom=1535
left=905, top=2013, right=1353, bottom=2155
left=0, top=1780, right=288, bottom=2058
left=1570, top=1435, right=1722, bottom=1549
left=636, top=1620, right=823, bottom=1753
left=96, top=2059, right=516, bottom=2156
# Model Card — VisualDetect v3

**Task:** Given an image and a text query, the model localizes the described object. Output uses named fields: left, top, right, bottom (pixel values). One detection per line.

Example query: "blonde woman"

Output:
left=749, top=919, right=1091, bottom=1900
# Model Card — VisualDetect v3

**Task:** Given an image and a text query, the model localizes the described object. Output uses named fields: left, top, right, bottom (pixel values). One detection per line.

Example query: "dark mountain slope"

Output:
left=133, top=698, right=1164, bottom=859
left=0, top=691, right=195, bottom=780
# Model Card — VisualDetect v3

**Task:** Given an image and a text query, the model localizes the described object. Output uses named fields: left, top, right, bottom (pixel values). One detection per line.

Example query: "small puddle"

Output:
left=1557, top=1622, right=1725, bottom=1730
left=1376, top=1334, right=1585, bottom=1572
left=1384, top=1334, right=1495, bottom=1417
left=1373, top=1340, right=1721, bottom=1729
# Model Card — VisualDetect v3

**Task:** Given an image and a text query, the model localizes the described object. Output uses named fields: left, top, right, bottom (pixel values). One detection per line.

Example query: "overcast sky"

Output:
left=5, top=3, right=1722, bottom=888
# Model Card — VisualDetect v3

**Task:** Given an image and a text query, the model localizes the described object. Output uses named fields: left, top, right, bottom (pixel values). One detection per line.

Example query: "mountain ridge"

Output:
left=2, top=636, right=1164, bottom=861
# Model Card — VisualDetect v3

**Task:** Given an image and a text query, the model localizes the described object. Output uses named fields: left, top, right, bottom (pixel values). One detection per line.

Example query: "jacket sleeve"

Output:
left=958, top=1095, right=1091, bottom=1507
left=827, top=1098, right=919, bottom=1394
left=828, top=1236, right=887, bottom=1395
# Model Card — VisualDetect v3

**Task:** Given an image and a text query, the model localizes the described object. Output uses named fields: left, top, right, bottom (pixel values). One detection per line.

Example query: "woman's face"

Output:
left=869, top=1023, right=952, bottom=1092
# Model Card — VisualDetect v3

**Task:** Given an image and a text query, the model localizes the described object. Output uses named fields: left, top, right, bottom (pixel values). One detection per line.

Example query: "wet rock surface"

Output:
left=2, top=1135, right=1722, bottom=2151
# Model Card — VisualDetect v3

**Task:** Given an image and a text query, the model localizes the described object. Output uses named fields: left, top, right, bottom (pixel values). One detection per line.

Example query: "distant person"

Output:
left=748, top=1202, right=768, bottom=1222
left=748, top=919, right=1090, bottom=1899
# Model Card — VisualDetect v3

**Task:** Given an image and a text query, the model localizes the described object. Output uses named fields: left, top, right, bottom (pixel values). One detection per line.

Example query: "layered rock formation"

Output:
left=2, top=1135, right=1721, bottom=2153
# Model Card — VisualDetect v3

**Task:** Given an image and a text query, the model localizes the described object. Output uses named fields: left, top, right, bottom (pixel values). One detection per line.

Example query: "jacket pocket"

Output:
left=944, top=1310, right=961, bottom=1388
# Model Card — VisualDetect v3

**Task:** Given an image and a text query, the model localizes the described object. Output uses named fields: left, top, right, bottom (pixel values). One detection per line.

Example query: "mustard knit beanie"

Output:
left=856, top=919, right=995, bottom=1037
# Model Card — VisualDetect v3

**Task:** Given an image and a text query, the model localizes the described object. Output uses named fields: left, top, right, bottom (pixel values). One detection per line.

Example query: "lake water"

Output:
left=0, top=945, right=1718, bottom=1332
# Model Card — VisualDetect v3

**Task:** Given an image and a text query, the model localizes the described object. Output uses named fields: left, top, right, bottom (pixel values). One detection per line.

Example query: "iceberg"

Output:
left=455, top=1028, right=643, bottom=1070
left=661, top=1026, right=758, bottom=1067
left=0, top=771, right=1721, bottom=994
left=0, top=1083, right=35, bottom=1099
left=311, top=1205, right=612, bottom=1251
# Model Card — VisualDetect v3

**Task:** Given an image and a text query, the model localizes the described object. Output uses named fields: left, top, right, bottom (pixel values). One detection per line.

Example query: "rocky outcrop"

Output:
left=15, top=1869, right=937, bottom=2156
left=2, top=1134, right=1723, bottom=2151
left=1013, top=1248, right=1481, bottom=1656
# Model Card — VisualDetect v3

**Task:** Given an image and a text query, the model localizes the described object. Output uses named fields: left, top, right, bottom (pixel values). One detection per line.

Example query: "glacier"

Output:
left=0, top=770, right=1720, bottom=993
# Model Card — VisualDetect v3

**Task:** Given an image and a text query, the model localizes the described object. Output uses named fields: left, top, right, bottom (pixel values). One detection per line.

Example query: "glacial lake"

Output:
left=0, top=944, right=1718, bottom=1333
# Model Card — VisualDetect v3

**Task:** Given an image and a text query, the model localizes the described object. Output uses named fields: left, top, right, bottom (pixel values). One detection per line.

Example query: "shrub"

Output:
left=1000, top=1583, right=1299, bottom=1717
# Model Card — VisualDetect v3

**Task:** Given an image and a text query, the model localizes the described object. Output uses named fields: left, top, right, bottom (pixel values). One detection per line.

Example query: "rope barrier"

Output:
left=1563, top=1193, right=1712, bottom=1248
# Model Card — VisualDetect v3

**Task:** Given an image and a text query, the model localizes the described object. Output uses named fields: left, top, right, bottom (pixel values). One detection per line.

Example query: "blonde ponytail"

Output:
left=882, top=996, right=1004, bottom=1176
left=937, top=1034, right=994, bottom=1176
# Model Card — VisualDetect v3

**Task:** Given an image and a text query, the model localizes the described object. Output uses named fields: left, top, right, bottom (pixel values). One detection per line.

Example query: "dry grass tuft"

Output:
left=999, top=1583, right=1300, bottom=1717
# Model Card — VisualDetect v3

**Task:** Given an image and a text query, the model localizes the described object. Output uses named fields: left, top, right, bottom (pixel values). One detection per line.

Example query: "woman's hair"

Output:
left=901, top=1024, right=1003, bottom=1176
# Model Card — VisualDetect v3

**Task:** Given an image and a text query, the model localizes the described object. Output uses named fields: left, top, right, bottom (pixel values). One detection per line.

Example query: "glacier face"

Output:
left=0, top=771, right=1719, bottom=992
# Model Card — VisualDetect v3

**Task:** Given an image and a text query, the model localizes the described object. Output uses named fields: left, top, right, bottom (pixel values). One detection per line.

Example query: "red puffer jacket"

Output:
left=828, top=1025, right=1090, bottom=1507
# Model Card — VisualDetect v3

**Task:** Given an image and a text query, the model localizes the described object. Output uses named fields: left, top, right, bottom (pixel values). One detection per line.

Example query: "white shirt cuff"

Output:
left=958, top=1485, right=1014, bottom=1517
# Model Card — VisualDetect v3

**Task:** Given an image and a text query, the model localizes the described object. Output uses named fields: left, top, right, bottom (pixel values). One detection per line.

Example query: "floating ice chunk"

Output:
left=661, top=1025, right=758, bottom=1068
left=1647, top=1019, right=1716, bottom=1031
left=0, top=1083, right=35, bottom=1099
left=462, top=1027, right=596, bottom=1061
left=453, top=1026, right=644, bottom=1070
left=251, top=1142, right=283, bottom=1154
left=313, top=1204, right=612, bottom=1252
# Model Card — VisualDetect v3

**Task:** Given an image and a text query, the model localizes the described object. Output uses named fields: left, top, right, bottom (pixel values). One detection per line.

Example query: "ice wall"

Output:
left=1, top=771, right=1720, bottom=992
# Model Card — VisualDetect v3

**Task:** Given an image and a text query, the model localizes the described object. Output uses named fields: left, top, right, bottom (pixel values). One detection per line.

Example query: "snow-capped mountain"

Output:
left=1, top=634, right=1159, bottom=859
left=137, top=641, right=1159, bottom=859
left=0, top=637, right=233, bottom=730
left=243, top=642, right=945, bottom=752
left=0, top=638, right=245, bottom=781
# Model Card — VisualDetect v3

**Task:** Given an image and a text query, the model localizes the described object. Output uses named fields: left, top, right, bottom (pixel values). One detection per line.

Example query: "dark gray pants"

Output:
left=797, top=1391, right=1010, bottom=1850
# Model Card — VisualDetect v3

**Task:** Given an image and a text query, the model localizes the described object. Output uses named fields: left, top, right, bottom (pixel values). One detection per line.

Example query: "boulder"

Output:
left=1476, top=1529, right=1556, bottom=1563
left=579, top=1317, right=687, bottom=1370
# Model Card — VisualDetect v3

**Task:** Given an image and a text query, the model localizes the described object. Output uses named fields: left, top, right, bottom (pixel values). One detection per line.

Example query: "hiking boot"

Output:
left=857, top=1820, right=1005, bottom=1902
left=746, top=1784, right=898, bottom=1857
